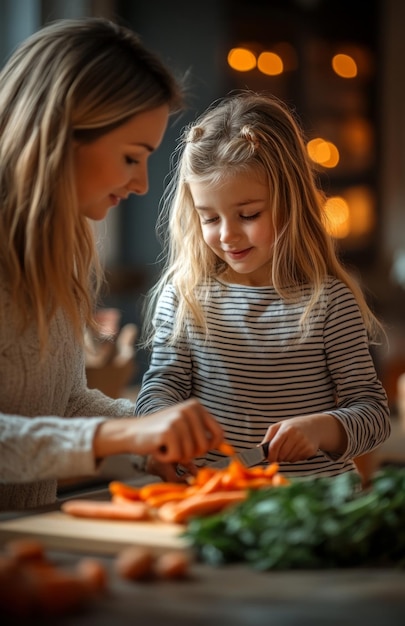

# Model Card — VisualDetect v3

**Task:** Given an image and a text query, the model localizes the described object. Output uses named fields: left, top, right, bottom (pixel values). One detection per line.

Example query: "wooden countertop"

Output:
left=2, top=417, right=405, bottom=625
left=2, top=548, right=404, bottom=626
left=1, top=485, right=405, bottom=626
left=1, top=536, right=405, bottom=626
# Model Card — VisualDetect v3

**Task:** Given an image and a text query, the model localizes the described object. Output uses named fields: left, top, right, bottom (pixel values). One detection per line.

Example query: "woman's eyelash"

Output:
left=125, top=156, right=139, bottom=165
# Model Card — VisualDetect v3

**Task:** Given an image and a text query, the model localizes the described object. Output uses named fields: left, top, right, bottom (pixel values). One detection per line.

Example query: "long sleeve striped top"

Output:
left=136, top=276, right=391, bottom=477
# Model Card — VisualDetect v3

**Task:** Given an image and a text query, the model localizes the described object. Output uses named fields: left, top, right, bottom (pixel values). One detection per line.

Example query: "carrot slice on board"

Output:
left=109, top=481, right=141, bottom=501
left=61, top=499, right=151, bottom=521
left=157, top=490, right=247, bottom=524
left=139, top=482, right=188, bottom=501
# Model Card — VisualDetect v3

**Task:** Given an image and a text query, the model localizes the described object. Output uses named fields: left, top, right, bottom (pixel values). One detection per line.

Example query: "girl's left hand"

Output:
left=262, top=413, right=347, bottom=463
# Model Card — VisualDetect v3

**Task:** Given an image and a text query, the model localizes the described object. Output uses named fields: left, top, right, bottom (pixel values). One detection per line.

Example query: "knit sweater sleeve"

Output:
left=0, top=297, right=135, bottom=484
left=0, top=413, right=107, bottom=483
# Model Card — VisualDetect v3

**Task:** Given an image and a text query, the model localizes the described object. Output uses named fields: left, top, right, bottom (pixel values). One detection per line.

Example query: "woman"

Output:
left=0, top=17, right=223, bottom=511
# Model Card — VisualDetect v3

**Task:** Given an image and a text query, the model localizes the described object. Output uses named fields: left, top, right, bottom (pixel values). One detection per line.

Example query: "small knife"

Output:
left=209, top=441, right=270, bottom=469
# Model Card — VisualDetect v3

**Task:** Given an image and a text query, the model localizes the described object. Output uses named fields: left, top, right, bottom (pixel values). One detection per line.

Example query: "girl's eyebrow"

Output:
left=195, top=199, right=265, bottom=210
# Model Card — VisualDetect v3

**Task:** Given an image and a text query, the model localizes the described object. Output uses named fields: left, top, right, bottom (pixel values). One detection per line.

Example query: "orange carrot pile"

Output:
left=107, top=442, right=289, bottom=524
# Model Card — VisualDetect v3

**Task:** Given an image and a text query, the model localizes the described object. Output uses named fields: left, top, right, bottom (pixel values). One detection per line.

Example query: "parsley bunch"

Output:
left=185, top=468, right=405, bottom=569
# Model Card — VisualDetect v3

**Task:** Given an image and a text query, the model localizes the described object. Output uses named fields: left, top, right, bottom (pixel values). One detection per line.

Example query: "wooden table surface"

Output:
left=2, top=419, right=405, bottom=626
left=1, top=489, right=405, bottom=626
left=2, top=548, right=404, bottom=626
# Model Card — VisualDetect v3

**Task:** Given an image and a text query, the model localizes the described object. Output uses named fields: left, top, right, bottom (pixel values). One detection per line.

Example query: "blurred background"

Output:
left=1, top=0, right=405, bottom=413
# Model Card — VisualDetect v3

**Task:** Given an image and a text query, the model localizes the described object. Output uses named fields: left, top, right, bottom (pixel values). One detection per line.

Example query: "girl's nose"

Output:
left=220, top=220, right=239, bottom=243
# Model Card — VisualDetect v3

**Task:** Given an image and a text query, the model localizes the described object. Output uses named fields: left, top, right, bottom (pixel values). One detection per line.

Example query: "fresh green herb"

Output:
left=184, top=468, right=405, bottom=570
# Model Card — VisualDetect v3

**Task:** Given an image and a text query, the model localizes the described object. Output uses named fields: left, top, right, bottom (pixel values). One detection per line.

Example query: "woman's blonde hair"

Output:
left=144, top=91, right=381, bottom=346
left=0, top=17, right=183, bottom=350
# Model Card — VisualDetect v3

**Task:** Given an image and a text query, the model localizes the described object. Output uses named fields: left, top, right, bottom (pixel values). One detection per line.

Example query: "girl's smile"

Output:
left=190, top=171, right=274, bottom=286
left=225, top=247, right=253, bottom=260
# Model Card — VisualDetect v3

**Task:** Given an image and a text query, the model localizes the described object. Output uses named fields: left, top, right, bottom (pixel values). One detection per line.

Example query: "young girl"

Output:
left=136, top=92, right=391, bottom=482
left=0, top=17, right=223, bottom=511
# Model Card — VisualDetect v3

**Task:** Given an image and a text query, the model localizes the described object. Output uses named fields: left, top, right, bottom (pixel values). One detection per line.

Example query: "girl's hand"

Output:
left=262, top=414, right=347, bottom=463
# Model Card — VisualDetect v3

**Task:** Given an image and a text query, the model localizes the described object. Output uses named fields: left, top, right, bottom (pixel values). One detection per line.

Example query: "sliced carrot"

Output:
left=196, top=471, right=225, bottom=495
left=263, top=462, right=280, bottom=477
left=111, top=494, right=143, bottom=505
left=271, top=474, right=290, bottom=486
left=108, top=482, right=141, bottom=501
left=218, top=441, right=236, bottom=456
left=189, top=467, right=217, bottom=486
left=157, top=491, right=247, bottom=524
left=227, top=459, right=250, bottom=480
left=145, top=490, right=193, bottom=508
left=105, top=455, right=288, bottom=523
left=139, top=482, right=187, bottom=500
left=61, top=499, right=151, bottom=521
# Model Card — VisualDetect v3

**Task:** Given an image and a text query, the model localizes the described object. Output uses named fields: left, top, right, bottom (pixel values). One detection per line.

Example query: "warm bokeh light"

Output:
left=257, top=52, right=283, bottom=76
left=307, top=138, right=340, bottom=168
left=341, top=117, right=373, bottom=160
left=332, top=53, right=358, bottom=78
left=227, top=48, right=256, bottom=72
left=336, top=44, right=373, bottom=77
left=343, top=186, right=376, bottom=237
left=323, top=187, right=376, bottom=240
left=324, top=196, right=350, bottom=239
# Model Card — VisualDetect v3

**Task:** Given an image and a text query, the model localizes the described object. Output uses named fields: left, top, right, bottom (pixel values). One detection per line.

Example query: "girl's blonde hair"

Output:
left=144, top=92, right=381, bottom=346
left=0, top=17, right=183, bottom=350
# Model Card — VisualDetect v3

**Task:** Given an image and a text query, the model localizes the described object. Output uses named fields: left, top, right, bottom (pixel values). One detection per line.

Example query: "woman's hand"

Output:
left=93, top=398, right=223, bottom=464
left=262, top=413, right=348, bottom=463
left=144, top=456, right=199, bottom=483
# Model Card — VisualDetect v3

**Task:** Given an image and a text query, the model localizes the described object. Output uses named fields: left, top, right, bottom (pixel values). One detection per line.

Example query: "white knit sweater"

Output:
left=0, top=276, right=135, bottom=510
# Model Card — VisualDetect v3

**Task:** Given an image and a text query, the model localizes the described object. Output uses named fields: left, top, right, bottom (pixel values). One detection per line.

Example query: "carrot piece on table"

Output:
left=157, top=490, right=247, bottom=524
left=61, top=499, right=151, bottom=521
left=263, top=462, right=280, bottom=477
left=271, top=474, right=290, bottom=486
left=227, top=459, right=249, bottom=480
left=139, top=482, right=187, bottom=501
left=189, top=467, right=217, bottom=486
left=145, top=490, right=193, bottom=508
left=196, top=471, right=225, bottom=494
left=108, top=481, right=141, bottom=501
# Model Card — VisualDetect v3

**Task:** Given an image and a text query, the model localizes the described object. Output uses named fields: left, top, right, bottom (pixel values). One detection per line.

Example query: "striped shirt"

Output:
left=136, top=277, right=390, bottom=477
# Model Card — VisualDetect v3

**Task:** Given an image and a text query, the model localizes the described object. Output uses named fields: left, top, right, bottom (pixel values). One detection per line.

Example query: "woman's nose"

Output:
left=128, top=166, right=149, bottom=196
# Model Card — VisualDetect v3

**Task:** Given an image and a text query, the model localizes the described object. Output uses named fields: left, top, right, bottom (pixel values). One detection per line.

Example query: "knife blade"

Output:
left=209, top=441, right=270, bottom=469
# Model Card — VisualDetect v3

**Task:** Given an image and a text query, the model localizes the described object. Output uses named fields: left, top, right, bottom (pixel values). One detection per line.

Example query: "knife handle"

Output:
left=262, top=441, right=270, bottom=457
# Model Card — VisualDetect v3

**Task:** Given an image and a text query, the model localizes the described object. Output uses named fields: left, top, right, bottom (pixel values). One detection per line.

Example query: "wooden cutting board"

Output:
left=0, top=511, right=189, bottom=555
